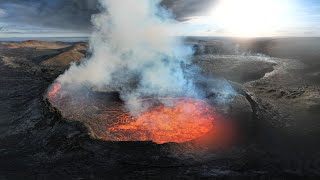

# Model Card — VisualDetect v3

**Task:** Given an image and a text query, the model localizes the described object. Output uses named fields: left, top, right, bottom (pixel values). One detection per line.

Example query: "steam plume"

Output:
left=56, top=0, right=235, bottom=113
left=57, top=0, right=194, bottom=108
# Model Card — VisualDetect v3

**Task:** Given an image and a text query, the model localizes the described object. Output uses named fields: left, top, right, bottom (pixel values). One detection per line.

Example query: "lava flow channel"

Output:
left=105, top=98, right=215, bottom=144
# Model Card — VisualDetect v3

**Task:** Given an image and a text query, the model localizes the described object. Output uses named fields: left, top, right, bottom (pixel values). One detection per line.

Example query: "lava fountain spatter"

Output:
left=47, top=83, right=216, bottom=144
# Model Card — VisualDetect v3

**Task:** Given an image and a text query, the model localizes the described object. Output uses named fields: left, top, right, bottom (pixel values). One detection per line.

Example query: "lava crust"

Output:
left=47, top=83, right=218, bottom=144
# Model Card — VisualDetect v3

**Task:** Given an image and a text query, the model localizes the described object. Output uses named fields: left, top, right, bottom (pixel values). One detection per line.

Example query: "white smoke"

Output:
left=57, top=0, right=197, bottom=113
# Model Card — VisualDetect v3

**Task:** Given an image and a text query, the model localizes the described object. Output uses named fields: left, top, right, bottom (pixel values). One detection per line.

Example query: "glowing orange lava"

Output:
left=48, top=83, right=61, bottom=96
left=106, top=98, right=215, bottom=144
left=47, top=83, right=217, bottom=144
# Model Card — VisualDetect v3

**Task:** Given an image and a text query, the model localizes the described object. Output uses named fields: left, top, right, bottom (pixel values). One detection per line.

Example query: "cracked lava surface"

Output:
left=47, top=83, right=216, bottom=144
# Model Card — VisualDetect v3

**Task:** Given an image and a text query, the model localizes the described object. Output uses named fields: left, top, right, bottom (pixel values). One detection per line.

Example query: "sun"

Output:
left=210, top=0, right=293, bottom=37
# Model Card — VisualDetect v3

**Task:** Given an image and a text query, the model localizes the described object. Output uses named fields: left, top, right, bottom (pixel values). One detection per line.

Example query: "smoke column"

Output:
left=56, top=0, right=236, bottom=113
left=57, top=0, right=197, bottom=111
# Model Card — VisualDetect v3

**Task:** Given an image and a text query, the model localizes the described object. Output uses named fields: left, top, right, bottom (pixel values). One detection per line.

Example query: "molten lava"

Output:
left=47, top=83, right=216, bottom=144
left=107, top=98, right=215, bottom=144
left=48, top=83, right=61, bottom=96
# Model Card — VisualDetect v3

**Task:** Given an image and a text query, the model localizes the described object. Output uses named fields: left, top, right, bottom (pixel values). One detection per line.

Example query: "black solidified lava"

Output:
left=1, top=40, right=320, bottom=179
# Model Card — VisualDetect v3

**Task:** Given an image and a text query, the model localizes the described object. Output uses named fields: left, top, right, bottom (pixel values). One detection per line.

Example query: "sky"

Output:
left=0, top=0, right=319, bottom=37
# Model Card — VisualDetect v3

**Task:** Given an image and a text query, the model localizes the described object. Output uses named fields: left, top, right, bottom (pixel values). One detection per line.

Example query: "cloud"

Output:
left=0, top=0, right=98, bottom=32
left=0, top=0, right=216, bottom=34
left=161, top=0, right=216, bottom=20
left=0, top=0, right=320, bottom=37
left=0, top=8, right=7, bottom=17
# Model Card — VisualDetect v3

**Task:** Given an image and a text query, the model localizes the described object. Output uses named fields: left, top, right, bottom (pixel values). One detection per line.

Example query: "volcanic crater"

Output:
left=46, top=81, right=238, bottom=145
left=3, top=39, right=320, bottom=178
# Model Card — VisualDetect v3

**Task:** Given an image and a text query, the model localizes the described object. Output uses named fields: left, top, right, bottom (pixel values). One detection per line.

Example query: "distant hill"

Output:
left=40, top=43, right=88, bottom=66
left=0, top=40, right=69, bottom=49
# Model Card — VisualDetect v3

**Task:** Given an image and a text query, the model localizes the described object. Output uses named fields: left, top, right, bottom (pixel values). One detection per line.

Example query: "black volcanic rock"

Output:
left=1, top=38, right=320, bottom=178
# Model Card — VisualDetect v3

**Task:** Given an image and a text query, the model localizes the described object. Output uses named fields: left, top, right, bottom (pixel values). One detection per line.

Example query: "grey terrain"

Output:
left=0, top=38, right=319, bottom=179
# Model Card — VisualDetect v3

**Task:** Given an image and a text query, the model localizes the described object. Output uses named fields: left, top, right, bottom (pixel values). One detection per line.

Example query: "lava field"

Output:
left=1, top=39, right=320, bottom=179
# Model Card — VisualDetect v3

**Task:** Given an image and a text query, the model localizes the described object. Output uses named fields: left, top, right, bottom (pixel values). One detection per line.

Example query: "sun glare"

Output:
left=210, top=0, right=294, bottom=37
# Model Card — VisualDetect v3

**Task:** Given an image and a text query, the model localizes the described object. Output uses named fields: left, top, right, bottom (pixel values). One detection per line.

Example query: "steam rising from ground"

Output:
left=56, top=0, right=236, bottom=113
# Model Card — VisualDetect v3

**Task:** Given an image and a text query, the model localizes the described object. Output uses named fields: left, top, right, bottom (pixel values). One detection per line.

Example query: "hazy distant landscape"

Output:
left=0, top=37, right=89, bottom=42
